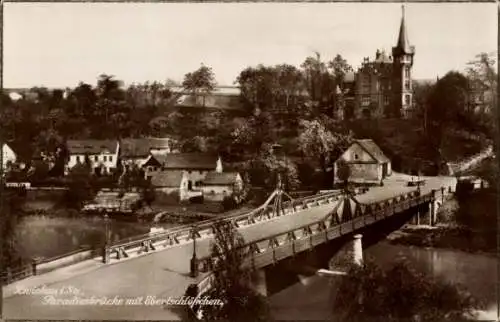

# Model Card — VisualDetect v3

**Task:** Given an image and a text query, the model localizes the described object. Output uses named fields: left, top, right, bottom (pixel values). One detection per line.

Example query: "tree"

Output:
left=427, top=71, right=471, bottom=157
left=297, top=119, right=352, bottom=188
left=200, top=221, right=271, bottom=322
left=336, top=159, right=351, bottom=193
left=333, top=258, right=479, bottom=322
left=244, top=143, right=300, bottom=191
left=301, top=52, right=337, bottom=117
left=64, top=160, right=94, bottom=209
left=466, top=52, right=497, bottom=138
left=182, top=64, right=217, bottom=107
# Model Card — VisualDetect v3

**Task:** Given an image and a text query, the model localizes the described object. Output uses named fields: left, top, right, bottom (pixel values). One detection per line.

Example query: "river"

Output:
left=269, top=241, right=498, bottom=321
left=11, top=215, right=498, bottom=321
left=12, top=215, right=177, bottom=261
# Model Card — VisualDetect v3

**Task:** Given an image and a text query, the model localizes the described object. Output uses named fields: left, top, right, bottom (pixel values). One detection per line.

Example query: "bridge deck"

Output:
left=2, top=173, right=456, bottom=320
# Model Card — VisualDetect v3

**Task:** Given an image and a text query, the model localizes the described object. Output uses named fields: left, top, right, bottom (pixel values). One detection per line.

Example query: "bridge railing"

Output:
left=103, top=190, right=347, bottom=263
left=1, top=189, right=354, bottom=285
left=195, top=189, right=430, bottom=274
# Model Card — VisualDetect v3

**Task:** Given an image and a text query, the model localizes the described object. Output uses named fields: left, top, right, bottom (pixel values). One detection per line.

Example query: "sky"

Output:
left=3, top=2, right=497, bottom=89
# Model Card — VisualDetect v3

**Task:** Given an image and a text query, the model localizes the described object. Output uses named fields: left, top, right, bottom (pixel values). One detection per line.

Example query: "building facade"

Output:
left=344, top=7, right=415, bottom=119
left=66, top=140, right=120, bottom=175
left=200, top=172, right=244, bottom=202
left=333, top=139, right=392, bottom=185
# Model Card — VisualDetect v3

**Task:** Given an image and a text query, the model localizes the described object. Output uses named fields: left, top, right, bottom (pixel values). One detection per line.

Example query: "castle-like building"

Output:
left=342, top=7, right=415, bottom=120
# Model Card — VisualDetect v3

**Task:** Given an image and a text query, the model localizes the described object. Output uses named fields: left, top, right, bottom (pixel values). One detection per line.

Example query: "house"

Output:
left=66, top=140, right=120, bottom=175
left=342, top=7, right=415, bottom=119
left=150, top=170, right=189, bottom=202
left=333, top=139, right=392, bottom=185
left=200, top=172, right=244, bottom=202
left=119, top=137, right=176, bottom=167
left=171, top=86, right=245, bottom=114
left=142, top=153, right=223, bottom=190
left=1, top=143, right=17, bottom=169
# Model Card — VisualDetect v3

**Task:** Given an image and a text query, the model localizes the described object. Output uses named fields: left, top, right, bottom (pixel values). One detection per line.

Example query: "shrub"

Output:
left=332, top=258, right=479, bottom=322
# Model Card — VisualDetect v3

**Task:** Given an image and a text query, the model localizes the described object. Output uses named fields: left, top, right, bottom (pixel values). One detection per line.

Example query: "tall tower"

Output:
left=391, top=5, right=415, bottom=118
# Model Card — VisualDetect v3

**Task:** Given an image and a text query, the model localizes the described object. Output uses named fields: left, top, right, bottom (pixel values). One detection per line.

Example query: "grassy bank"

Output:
left=389, top=187, right=497, bottom=255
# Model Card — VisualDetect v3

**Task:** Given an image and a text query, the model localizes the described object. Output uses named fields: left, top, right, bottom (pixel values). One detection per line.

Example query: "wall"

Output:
left=154, top=188, right=181, bottom=204
left=201, top=185, right=234, bottom=202
left=2, top=144, right=17, bottom=168
left=183, top=170, right=210, bottom=188
left=68, top=152, right=118, bottom=174
left=339, top=143, right=376, bottom=163
left=334, top=162, right=381, bottom=184
left=35, top=249, right=97, bottom=275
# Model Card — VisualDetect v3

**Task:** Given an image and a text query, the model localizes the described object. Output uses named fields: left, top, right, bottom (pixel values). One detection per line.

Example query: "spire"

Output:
left=396, top=5, right=413, bottom=54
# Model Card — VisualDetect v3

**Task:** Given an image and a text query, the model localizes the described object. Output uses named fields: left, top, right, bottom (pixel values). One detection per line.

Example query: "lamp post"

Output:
left=102, top=214, right=110, bottom=263
left=190, top=225, right=198, bottom=278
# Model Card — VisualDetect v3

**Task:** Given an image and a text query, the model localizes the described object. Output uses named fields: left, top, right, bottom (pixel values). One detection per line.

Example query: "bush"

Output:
left=332, top=258, right=479, bottom=322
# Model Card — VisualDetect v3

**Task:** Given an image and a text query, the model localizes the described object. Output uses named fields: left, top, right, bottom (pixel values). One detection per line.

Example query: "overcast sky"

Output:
left=3, top=2, right=497, bottom=88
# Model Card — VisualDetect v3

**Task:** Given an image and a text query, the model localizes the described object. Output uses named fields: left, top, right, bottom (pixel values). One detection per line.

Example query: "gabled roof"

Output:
left=163, top=153, right=219, bottom=170
left=355, top=139, right=391, bottom=163
left=151, top=170, right=185, bottom=188
left=175, top=93, right=243, bottom=112
left=202, top=171, right=240, bottom=186
left=120, top=138, right=173, bottom=158
left=67, top=140, right=118, bottom=155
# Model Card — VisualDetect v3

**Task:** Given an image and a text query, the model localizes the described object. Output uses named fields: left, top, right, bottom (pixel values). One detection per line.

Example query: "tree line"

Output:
left=0, top=52, right=496, bottom=191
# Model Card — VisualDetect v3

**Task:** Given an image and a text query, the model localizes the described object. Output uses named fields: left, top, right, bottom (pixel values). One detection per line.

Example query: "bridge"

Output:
left=2, top=173, right=457, bottom=320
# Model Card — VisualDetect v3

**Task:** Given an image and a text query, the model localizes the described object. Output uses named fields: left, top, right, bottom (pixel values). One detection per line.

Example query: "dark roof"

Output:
left=355, top=139, right=391, bottom=163
left=120, top=138, right=173, bottom=158
left=151, top=171, right=185, bottom=188
left=175, top=93, right=243, bottom=111
left=67, top=140, right=118, bottom=155
left=163, top=153, right=219, bottom=170
left=202, top=172, right=240, bottom=186
left=395, top=6, right=415, bottom=54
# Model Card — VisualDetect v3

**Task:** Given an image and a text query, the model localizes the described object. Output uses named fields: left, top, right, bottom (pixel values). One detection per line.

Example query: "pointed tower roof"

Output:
left=395, top=5, right=414, bottom=54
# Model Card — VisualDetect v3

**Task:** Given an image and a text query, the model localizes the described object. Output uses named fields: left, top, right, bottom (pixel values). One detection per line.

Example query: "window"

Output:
left=404, top=67, right=411, bottom=78
left=109, top=156, right=113, bottom=162
left=405, top=95, right=411, bottom=106
left=361, top=96, right=370, bottom=107
left=94, top=155, right=99, bottom=162
left=103, top=156, right=107, bottom=162
left=211, top=190, right=215, bottom=195
left=384, top=96, right=390, bottom=106
left=405, top=80, right=411, bottom=90
left=354, top=153, right=359, bottom=160
left=76, top=156, right=81, bottom=163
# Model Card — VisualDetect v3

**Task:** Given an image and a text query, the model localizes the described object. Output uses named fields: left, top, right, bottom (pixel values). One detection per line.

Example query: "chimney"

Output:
left=216, top=156, right=223, bottom=173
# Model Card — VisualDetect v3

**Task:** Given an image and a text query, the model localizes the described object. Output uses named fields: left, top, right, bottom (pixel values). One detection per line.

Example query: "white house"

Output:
left=200, top=172, right=244, bottom=202
left=1, top=143, right=17, bottom=169
left=333, top=139, right=392, bottom=185
left=150, top=170, right=189, bottom=202
left=66, top=140, right=120, bottom=175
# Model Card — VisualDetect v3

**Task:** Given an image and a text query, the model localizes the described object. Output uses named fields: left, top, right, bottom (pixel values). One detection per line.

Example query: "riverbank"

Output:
left=387, top=225, right=496, bottom=256
left=388, top=186, right=497, bottom=256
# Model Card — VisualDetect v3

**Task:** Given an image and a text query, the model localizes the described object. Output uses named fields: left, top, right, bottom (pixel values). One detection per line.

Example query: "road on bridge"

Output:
left=2, top=173, right=456, bottom=320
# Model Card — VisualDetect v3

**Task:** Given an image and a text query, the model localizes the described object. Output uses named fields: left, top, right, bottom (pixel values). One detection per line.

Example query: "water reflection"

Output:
left=13, top=215, right=177, bottom=261
left=270, top=241, right=497, bottom=321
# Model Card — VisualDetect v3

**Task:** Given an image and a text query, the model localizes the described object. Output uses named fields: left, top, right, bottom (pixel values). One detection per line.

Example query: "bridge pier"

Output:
left=429, top=189, right=437, bottom=226
left=250, top=268, right=267, bottom=297
left=329, top=234, right=364, bottom=272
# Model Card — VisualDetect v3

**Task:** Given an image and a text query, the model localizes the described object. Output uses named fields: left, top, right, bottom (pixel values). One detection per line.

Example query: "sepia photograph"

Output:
left=0, top=2, right=498, bottom=321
